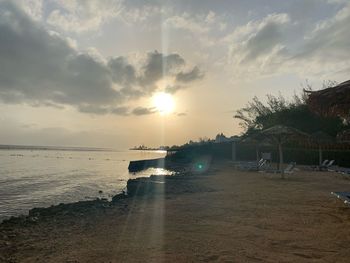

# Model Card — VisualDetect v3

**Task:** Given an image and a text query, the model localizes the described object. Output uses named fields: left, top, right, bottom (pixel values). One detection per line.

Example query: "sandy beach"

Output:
left=1, top=162, right=350, bottom=262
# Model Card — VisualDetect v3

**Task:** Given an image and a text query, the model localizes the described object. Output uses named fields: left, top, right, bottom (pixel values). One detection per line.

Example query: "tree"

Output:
left=234, top=92, right=347, bottom=137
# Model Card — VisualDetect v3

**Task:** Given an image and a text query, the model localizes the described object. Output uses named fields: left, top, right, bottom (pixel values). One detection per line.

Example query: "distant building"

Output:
left=215, top=133, right=240, bottom=143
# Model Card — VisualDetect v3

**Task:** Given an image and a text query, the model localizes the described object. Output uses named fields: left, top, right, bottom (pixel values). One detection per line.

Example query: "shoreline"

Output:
left=0, top=158, right=190, bottom=226
left=0, top=153, right=170, bottom=223
left=2, top=161, right=350, bottom=262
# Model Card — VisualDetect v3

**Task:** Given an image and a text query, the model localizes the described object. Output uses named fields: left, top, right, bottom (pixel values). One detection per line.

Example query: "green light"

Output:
left=198, top=164, right=203, bottom=169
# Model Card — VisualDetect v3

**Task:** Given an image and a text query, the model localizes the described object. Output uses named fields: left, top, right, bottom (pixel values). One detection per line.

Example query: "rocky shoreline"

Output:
left=0, top=167, right=205, bottom=228
left=0, top=166, right=217, bottom=262
left=0, top=156, right=190, bottom=227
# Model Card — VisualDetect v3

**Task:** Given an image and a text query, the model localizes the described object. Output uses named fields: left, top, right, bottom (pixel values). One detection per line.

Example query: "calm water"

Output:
left=0, top=149, right=170, bottom=221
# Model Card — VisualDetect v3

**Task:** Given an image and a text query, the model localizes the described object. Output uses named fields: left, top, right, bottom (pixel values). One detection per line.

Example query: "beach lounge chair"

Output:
left=258, top=158, right=264, bottom=166
left=331, top=192, right=350, bottom=205
left=284, top=162, right=296, bottom=174
left=320, top=159, right=329, bottom=167
left=238, top=161, right=259, bottom=171
left=237, top=159, right=265, bottom=171
left=335, top=167, right=350, bottom=175
left=321, top=160, right=335, bottom=171
left=259, top=159, right=267, bottom=167
left=312, top=159, right=328, bottom=170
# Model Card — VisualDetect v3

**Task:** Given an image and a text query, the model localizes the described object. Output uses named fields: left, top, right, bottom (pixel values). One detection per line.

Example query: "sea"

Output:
left=0, top=146, right=171, bottom=221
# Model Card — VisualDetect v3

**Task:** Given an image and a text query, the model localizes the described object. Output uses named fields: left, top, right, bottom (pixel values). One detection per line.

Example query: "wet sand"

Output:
left=1, top=162, right=350, bottom=262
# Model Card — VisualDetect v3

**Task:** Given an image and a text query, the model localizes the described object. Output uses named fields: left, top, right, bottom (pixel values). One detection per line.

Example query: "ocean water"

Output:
left=0, top=148, right=170, bottom=221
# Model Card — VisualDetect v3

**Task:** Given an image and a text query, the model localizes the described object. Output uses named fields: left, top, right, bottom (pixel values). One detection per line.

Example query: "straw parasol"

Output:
left=242, top=133, right=271, bottom=162
left=306, top=80, right=350, bottom=120
left=260, top=125, right=309, bottom=178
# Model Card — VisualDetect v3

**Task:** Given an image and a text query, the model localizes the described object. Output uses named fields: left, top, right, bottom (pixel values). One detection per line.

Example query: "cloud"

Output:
left=139, top=51, right=186, bottom=86
left=164, top=85, right=183, bottom=94
left=176, top=66, right=204, bottom=83
left=43, top=0, right=162, bottom=33
left=108, top=56, right=137, bottom=87
left=46, top=0, right=123, bottom=33
left=111, top=106, right=129, bottom=116
left=131, top=107, right=156, bottom=116
left=0, top=1, right=203, bottom=115
left=16, top=0, right=43, bottom=21
left=295, top=3, right=350, bottom=62
left=165, top=13, right=210, bottom=34
left=226, top=4, right=350, bottom=78
left=0, top=2, right=118, bottom=107
left=228, top=13, right=290, bottom=66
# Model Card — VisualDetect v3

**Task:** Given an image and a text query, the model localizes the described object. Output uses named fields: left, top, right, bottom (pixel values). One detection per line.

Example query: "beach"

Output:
left=1, top=162, right=350, bottom=262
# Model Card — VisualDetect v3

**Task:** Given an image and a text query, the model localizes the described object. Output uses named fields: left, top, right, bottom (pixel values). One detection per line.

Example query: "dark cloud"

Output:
left=234, top=14, right=290, bottom=64
left=77, top=105, right=156, bottom=116
left=293, top=4, right=350, bottom=62
left=77, top=105, right=110, bottom=115
left=131, top=107, right=157, bottom=115
left=176, top=66, right=204, bottom=83
left=108, top=56, right=137, bottom=87
left=110, top=106, right=130, bottom=116
left=244, top=23, right=285, bottom=62
left=139, top=51, right=186, bottom=87
left=229, top=5, right=350, bottom=77
left=176, top=112, right=187, bottom=117
left=164, top=66, right=203, bottom=94
left=164, top=85, right=183, bottom=94
left=0, top=1, right=203, bottom=115
left=0, top=1, right=119, bottom=108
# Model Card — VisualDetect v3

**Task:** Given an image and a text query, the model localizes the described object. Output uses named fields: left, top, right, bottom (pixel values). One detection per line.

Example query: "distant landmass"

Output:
left=130, top=145, right=169, bottom=151
left=0, top=144, right=115, bottom=152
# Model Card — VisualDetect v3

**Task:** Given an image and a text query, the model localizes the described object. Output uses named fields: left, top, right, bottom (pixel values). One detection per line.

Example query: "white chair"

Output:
left=284, top=162, right=296, bottom=174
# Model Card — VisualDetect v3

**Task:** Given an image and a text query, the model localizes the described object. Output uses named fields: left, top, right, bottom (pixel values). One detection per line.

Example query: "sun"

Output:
left=153, top=92, right=175, bottom=114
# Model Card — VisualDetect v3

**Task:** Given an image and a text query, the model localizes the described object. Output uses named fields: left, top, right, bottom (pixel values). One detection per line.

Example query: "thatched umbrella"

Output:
left=260, top=125, right=309, bottom=178
left=310, top=131, right=334, bottom=166
left=242, top=133, right=270, bottom=163
left=306, top=80, right=350, bottom=120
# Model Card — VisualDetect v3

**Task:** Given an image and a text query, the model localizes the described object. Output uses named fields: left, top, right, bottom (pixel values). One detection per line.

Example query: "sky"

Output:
left=0, top=0, right=349, bottom=149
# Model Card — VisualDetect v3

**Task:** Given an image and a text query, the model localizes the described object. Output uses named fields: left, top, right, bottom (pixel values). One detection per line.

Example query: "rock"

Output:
left=127, top=178, right=165, bottom=196
left=28, top=216, right=38, bottom=222
left=128, top=158, right=165, bottom=172
left=111, top=193, right=127, bottom=203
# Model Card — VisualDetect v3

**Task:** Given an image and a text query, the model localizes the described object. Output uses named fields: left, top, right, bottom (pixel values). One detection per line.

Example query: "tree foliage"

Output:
left=235, top=91, right=347, bottom=137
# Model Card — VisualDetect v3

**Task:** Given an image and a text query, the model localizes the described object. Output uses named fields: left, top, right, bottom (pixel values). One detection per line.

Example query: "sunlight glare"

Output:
left=153, top=92, right=175, bottom=114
